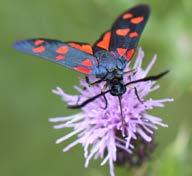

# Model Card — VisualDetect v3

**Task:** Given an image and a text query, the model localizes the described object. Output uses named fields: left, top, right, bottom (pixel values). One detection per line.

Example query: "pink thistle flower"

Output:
left=49, top=48, right=173, bottom=176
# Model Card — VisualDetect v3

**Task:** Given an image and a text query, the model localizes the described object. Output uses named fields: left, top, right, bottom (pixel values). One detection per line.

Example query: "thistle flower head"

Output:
left=49, top=48, right=173, bottom=176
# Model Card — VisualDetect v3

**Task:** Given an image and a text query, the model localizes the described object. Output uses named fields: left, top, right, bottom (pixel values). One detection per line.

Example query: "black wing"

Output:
left=13, top=39, right=97, bottom=75
left=93, top=4, right=150, bottom=61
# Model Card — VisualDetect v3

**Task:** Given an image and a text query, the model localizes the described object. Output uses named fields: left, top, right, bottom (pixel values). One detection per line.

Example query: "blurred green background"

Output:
left=0, top=0, right=192, bottom=175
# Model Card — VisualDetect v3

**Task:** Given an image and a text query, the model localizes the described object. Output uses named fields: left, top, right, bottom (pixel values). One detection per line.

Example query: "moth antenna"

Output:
left=69, top=71, right=169, bottom=109
left=68, top=90, right=110, bottom=109
left=125, top=70, right=169, bottom=87
left=134, top=87, right=143, bottom=103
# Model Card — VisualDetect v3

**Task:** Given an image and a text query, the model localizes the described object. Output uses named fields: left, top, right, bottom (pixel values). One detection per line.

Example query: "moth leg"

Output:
left=101, top=93, right=108, bottom=109
left=76, top=95, right=82, bottom=104
left=102, top=82, right=108, bottom=92
left=100, top=82, right=109, bottom=109
left=89, top=79, right=104, bottom=86
left=73, top=76, right=107, bottom=109
left=134, top=87, right=143, bottom=103
left=76, top=76, right=89, bottom=103
left=124, top=68, right=136, bottom=75
left=85, top=76, right=91, bottom=84
left=80, top=76, right=91, bottom=91
left=85, top=76, right=104, bottom=87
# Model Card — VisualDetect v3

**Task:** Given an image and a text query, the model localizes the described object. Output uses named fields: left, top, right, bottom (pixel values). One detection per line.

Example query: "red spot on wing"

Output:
left=56, top=46, right=69, bottom=54
left=122, top=13, right=133, bottom=19
left=126, top=49, right=135, bottom=61
left=116, top=28, right=130, bottom=36
left=74, top=66, right=91, bottom=74
left=32, top=46, right=45, bottom=53
left=130, top=16, right=144, bottom=24
left=117, top=48, right=127, bottom=57
left=82, top=59, right=93, bottom=67
left=129, top=32, right=139, bottom=38
left=68, top=43, right=81, bottom=51
left=69, top=43, right=93, bottom=54
left=97, top=32, right=111, bottom=50
left=81, top=45, right=93, bottom=54
left=56, top=55, right=65, bottom=61
left=34, top=39, right=44, bottom=46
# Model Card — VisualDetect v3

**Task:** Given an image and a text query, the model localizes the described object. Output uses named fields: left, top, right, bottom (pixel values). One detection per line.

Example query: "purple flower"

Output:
left=49, top=48, right=173, bottom=176
left=115, top=131, right=157, bottom=167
